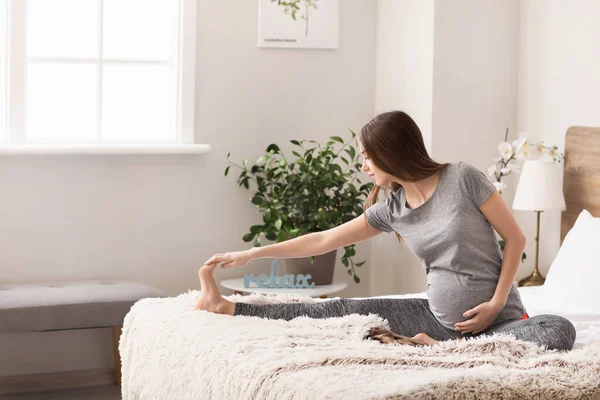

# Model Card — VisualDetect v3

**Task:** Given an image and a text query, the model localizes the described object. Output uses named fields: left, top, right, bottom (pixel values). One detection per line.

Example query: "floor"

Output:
left=0, top=385, right=121, bottom=400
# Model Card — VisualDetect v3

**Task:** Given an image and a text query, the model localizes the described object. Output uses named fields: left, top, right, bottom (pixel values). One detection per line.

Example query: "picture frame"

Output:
left=257, top=0, right=340, bottom=49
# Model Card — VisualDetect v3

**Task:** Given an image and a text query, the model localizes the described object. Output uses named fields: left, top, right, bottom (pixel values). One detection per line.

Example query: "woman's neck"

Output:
left=399, top=170, right=442, bottom=209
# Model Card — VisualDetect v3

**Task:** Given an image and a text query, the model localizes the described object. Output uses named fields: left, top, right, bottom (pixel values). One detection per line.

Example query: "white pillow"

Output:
left=541, top=209, right=600, bottom=312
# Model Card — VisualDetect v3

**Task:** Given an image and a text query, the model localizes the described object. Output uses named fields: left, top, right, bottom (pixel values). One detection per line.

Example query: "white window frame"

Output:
left=1, top=0, right=209, bottom=155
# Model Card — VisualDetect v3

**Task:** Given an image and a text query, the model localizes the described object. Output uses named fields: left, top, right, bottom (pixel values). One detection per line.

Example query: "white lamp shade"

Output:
left=512, top=160, right=566, bottom=211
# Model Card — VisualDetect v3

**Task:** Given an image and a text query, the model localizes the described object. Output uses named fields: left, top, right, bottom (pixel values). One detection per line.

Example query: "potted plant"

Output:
left=224, top=130, right=373, bottom=284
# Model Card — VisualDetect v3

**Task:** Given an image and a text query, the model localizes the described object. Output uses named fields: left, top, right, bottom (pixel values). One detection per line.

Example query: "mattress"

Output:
left=120, top=288, right=600, bottom=399
left=340, top=286, right=600, bottom=349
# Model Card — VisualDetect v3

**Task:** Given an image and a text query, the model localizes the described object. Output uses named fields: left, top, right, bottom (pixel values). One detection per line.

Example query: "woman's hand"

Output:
left=204, top=249, right=255, bottom=269
left=455, top=300, right=504, bottom=335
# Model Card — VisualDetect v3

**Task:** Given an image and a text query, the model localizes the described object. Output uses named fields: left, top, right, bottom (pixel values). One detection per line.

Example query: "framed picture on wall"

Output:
left=257, top=0, right=339, bottom=49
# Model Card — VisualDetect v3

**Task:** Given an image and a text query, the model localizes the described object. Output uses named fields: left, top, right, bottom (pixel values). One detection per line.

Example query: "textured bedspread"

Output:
left=120, top=291, right=600, bottom=400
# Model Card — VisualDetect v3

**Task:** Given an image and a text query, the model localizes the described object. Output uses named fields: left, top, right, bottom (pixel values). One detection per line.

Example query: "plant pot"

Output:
left=283, top=249, right=337, bottom=286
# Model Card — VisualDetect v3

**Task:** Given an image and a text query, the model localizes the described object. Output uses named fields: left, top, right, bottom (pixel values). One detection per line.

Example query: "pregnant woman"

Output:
left=195, top=110, right=576, bottom=351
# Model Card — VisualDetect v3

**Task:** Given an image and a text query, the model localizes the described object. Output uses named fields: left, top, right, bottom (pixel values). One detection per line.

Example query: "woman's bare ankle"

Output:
left=218, top=300, right=236, bottom=315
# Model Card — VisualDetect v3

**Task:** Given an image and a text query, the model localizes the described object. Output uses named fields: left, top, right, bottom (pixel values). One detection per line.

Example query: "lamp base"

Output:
left=518, top=269, right=546, bottom=287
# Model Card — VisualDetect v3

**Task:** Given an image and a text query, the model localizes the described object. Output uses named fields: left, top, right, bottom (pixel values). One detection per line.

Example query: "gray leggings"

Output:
left=234, top=297, right=577, bottom=351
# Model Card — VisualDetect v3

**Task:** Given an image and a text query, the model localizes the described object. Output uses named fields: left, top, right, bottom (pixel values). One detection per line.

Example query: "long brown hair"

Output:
left=358, top=111, right=448, bottom=243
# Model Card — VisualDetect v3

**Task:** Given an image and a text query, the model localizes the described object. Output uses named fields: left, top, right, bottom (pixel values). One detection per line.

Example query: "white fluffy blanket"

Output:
left=120, top=291, right=600, bottom=400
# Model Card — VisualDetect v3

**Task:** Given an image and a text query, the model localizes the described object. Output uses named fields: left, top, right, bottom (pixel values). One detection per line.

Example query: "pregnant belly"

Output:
left=426, top=270, right=498, bottom=330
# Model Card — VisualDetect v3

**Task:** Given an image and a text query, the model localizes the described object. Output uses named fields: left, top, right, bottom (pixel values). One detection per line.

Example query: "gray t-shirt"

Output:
left=365, top=161, right=526, bottom=330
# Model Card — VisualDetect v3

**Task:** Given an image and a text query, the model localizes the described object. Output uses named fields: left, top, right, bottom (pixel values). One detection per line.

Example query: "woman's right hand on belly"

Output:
left=204, top=249, right=254, bottom=269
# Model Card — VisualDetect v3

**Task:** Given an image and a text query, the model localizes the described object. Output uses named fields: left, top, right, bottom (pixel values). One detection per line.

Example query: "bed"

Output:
left=119, top=126, right=600, bottom=399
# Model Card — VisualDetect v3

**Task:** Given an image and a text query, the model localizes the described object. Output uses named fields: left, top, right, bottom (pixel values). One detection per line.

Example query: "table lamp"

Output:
left=512, top=160, right=566, bottom=286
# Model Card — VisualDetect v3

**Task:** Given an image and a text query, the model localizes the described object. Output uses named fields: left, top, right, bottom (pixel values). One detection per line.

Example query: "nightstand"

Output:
left=220, top=278, right=348, bottom=299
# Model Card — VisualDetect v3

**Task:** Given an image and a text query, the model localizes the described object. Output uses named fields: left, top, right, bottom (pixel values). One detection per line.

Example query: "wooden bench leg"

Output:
left=112, top=326, right=122, bottom=386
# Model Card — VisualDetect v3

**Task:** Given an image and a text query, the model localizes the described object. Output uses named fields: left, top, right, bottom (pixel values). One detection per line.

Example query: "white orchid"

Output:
left=511, top=132, right=528, bottom=152
left=508, top=163, right=521, bottom=173
left=501, top=164, right=521, bottom=175
left=493, top=181, right=506, bottom=192
left=497, top=142, right=513, bottom=161
left=515, top=145, right=531, bottom=160
left=487, top=130, right=563, bottom=196
left=531, top=144, right=544, bottom=158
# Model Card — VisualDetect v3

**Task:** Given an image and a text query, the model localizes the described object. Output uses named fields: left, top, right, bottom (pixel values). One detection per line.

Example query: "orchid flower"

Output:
left=487, top=130, right=563, bottom=196
left=497, top=142, right=513, bottom=161
left=511, top=132, right=528, bottom=152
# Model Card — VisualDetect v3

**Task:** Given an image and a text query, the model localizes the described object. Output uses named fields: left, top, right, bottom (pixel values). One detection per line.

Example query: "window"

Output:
left=1, top=0, right=201, bottom=151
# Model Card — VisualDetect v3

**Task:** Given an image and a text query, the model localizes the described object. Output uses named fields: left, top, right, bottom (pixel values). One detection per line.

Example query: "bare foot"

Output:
left=411, top=332, right=440, bottom=346
left=195, top=263, right=236, bottom=315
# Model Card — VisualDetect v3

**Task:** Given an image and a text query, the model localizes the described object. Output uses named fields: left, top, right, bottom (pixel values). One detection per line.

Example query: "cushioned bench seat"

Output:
left=0, top=279, right=166, bottom=333
left=0, top=279, right=166, bottom=389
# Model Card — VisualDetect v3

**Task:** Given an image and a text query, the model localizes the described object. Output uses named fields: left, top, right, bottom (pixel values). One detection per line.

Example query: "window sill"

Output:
left=0, top=144, right=211, bottom=155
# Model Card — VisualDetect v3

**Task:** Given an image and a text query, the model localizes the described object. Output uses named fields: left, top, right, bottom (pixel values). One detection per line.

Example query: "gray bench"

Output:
left=0, top=279, right=166, bottom=387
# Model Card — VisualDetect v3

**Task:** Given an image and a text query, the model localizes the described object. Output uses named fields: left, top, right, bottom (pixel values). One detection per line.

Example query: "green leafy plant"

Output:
left=225, top=130, right=373, bottom=284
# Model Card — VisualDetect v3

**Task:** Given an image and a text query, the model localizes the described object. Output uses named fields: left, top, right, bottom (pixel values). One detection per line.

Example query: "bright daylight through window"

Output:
left=1, top=0, right=198, bottom=147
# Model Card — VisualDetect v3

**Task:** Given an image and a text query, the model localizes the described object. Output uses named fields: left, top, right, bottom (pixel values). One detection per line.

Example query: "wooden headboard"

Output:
left=561, top=126, right=600, bottom=243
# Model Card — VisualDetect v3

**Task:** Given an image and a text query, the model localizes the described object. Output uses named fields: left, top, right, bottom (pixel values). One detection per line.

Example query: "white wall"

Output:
left=374, top=0, right=435, bottom=151
left=0, top=0, right=376, bottom=377
left=516, top=0, right=600, bottom=279
left=431, top=0, right=519, bottom=172
left=371, top=0, right=434, bottom=296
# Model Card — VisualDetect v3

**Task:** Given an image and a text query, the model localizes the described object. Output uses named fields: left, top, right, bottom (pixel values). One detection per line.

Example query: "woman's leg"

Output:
left=483, top=314, right=577, bottom=351
left=196, top=262, right=458, bottom=344
left=234, top=297, right=460, bottom=342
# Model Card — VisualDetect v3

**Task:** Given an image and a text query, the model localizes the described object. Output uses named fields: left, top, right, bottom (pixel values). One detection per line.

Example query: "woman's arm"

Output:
left=479, top=190, right=527, bottom=307
left=206, top=214, right=383, bottom=269
left=250, top=213, right=382, bottom=260
left=455, top=190, right=526, bottom=334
